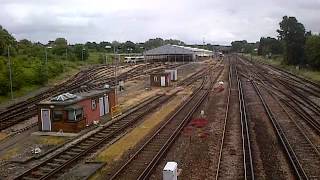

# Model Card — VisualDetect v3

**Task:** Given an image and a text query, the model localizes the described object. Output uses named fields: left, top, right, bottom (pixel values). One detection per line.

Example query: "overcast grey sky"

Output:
left=0, top=0, right=319, bottom=45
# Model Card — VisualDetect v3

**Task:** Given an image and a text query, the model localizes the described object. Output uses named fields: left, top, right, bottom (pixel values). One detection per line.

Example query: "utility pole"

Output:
left=45, top=47, right=48, bottom=82
left=203, top=37, right=205, bottom=58
left=65, top=48, right=68, bottom=60
left=113, top=47, right=118, bottom=105
left=7, top=46, right=13, bottom=100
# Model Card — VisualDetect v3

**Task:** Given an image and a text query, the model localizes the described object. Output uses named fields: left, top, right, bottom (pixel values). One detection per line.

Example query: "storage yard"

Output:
left=0, top=48, right=320, bottom=180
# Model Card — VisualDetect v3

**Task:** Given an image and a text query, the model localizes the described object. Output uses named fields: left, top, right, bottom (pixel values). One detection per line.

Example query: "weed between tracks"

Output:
left=0, top=133, right=7, bottom=141
left=36, top=136, right=67, bottom=145
left=0, top=147, right=19, bottom=160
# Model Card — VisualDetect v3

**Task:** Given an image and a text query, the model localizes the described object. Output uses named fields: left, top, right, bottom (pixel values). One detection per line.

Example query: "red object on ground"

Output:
left=183, top=126, right=193, bottom=135
left=199, top=132, right=210, bottom=138
left=190, top=118, right=208, bottom=128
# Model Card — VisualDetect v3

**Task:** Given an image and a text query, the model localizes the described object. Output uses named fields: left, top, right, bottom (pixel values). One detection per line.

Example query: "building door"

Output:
left=104, top=95, right=109, bottom=114
left=161, top=76, right=166, bottom=87
left=99, top=97, right=105, bottom=116
left=41, top=109, right=51, bottom=131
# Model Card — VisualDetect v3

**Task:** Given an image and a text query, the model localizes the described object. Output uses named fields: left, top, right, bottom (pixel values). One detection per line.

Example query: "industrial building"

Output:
left=143, top=44, right=213, bottom=62
left=37, top=89, right=115, bottom=133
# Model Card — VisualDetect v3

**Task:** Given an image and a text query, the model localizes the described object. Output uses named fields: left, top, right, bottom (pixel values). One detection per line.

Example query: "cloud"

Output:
left=0, top=0, right=319, bottom=45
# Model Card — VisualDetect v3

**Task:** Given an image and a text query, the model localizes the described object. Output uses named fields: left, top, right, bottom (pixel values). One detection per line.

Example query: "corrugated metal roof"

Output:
left=144, top=44, right=212, bottom=55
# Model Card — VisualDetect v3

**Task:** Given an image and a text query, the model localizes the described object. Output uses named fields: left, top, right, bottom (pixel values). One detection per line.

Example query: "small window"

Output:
left=67, top=108, right=83, bottom=121
left=75, top=109, right=83, bottom=120
left=154, top=76, right=158, bottom=82
left=92, top=99, right=97, bottom=110
left=53, top=111, right=63, bottom=121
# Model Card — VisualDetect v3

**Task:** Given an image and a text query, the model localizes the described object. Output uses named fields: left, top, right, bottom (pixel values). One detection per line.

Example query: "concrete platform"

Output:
left=32, top=131, right=78, bottom=137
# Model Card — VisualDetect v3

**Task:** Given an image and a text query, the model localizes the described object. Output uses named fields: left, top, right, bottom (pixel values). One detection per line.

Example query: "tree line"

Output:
left=231, top=16, right=320, bottom=69
left=0, top=26, right=210, bottom=97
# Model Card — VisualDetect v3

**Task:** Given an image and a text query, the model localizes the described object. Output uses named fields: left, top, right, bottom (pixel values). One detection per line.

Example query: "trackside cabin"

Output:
left=37, top=89, right=115, bottom=133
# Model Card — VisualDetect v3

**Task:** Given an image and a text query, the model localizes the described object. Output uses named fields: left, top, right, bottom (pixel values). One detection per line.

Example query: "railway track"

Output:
left=240, top=55, right=320, bottom=95
left=13, top=63, right=203, bottom=180
left=237, top=56, right=320, bottom=135
left=108, top=64, right=223, bottom=180
left=0, top=63, right=179, bottom=131
left=108, top=77, right=209, bottom=180
left=252, top=81, right=320, bottom=179
left=215, top=60, right=254, bottom=180
left=14, top=93, right=175, bottom=180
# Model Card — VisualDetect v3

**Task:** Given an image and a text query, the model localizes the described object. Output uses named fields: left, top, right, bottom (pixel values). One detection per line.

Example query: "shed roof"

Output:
left=39, top=89, right=112, bottom=106
left=144, top=44, right=212, bottom=56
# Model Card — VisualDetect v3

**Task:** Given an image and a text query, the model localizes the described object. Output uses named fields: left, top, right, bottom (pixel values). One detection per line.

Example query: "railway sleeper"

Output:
left=39, top=167, right=54, bottom=172
left=31, top=171, right=46, bottom=177
left=71, top=147, right=85, bottom=152
left=65, top=151, right=80, bottom=156
left=46, top=162, right=61, bottom=167
left=22, top=177, right=38, bottom=180
left=76, top=144, right=91, bottom=149
left=53, top=158, right=67, bottom=163
left=86, top=139, right=98, bottom=144
left=93, top=134, right=106, bottom=138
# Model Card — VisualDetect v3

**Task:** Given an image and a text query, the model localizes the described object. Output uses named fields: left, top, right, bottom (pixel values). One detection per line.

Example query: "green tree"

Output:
left=258, top=37, right=283, bottom=56
left=305, top=35, right=320, bottom=69
left=0, top=26, right=17, bottom=56
left=144, top=38, right=164, bottom=50
left=73, top=44, right=89, bottom=61
left=231, top=40, right=256, bottom=53
left=52, top=38, right=68, bottom=56
left=0, top=57, right=9, bottom=95
left=277, top=16, right=306, bottom=65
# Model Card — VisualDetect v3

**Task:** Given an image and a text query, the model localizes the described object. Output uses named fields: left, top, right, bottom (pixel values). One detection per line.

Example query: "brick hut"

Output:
left=150, top=72, right=171, bottom=87
left=38, top=89, right=115, bottom=133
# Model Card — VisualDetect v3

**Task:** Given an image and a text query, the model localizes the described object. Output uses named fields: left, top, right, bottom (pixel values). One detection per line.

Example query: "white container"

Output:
left=165, top=69, right=178, bottom=81
left=163, top=162, right=178, bottom=180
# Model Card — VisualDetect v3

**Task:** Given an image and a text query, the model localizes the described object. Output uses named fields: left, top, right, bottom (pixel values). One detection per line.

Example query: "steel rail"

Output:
left=214, top=63, right=232, bottom=180
left=109, top=67, right=224, bottom=180
left=236, top=65, right=255, bottom=180
left=251, top=81, right=309, bottom=179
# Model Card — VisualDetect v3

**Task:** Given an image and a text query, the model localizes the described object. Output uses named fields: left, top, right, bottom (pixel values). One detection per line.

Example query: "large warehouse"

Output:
left=143, top=44, right=213, bottom=62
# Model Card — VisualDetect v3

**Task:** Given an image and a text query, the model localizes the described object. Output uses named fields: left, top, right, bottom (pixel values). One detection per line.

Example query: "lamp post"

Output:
left=105, top=45, right=119, bottom=105
left=105, top=45, right=112, bottom=65
left=45, top=46, right=52, bottom=82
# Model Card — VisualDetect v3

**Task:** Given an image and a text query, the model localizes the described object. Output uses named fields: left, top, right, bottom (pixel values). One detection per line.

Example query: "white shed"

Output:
left=163, top=162, right=178, bottom=180
left=165, top=69, right=178, bottom=81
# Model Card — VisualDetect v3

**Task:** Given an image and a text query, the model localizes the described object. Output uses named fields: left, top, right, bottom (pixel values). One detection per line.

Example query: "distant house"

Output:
left=38, top=89, right=115, bottom=133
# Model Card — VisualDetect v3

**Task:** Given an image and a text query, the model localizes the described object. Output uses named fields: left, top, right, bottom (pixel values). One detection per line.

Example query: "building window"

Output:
left=75, top=108, right=83, bottom=120
left=92, top=99, right=97, bottom=110
left=154, top=76, right=158, bottom=82
left=68, top=108, right=83, bottom=121
left=53, top=110, right=63, bottom=121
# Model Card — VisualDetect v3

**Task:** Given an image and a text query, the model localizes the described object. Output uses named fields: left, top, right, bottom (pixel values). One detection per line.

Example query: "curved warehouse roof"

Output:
left=144, top=44, right=212, bottom=55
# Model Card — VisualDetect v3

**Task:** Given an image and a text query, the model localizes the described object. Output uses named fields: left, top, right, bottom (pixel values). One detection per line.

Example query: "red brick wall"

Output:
left=108, top=90, right=116, bottom=111
left=78, top=98, right=100, bottom=125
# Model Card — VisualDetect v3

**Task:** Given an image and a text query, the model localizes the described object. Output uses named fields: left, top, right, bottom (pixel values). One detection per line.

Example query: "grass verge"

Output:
left=244, top=54, right=320, bottom=83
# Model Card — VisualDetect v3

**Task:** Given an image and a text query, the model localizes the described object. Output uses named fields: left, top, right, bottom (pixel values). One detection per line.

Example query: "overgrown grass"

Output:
left=245, top=54, right=320, bottom=83
left=36, top=136, right=67, bottom=145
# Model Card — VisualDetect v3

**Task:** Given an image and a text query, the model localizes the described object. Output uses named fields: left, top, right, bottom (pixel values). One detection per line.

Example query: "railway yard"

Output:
left=0, top=54, right=320, bottom=180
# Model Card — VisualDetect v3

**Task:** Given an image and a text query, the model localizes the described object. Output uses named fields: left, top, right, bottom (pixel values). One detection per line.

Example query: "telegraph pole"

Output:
left=7, top=46, right=13, bottom=100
